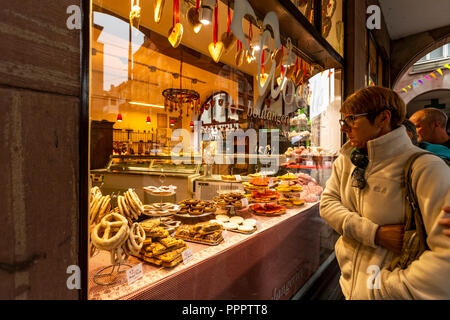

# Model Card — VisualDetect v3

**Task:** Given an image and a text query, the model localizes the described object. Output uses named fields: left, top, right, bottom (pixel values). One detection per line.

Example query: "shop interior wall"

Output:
left=0, top=1, right=80, bottom=299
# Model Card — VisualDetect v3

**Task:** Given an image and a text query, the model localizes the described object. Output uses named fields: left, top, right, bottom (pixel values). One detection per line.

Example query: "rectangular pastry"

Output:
left=162, top=256, right=184, bottom=268
left=159, top=236, right=179, bottom=248
left=147, top=227, right=169, bottom=238
left=156, top=246, right=187, bottom=262
left=142, top=256, right=162, bottom=266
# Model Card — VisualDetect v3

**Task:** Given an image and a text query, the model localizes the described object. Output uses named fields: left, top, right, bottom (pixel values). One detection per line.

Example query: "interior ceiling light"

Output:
left=129, top=101, right=165, bottom=108
left=200, top=0, right=216, bottom=25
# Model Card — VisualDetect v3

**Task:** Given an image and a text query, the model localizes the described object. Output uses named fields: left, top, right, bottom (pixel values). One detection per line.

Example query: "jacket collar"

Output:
left=340, top=126, right=413, bottom=163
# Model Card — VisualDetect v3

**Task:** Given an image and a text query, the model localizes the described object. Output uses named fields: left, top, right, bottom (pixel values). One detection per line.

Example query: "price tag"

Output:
left=235, top=175, right=242, bottom=181
left=126, top=263, right=143, bottom=285
left=182, top=248, right=194, bottom=264
left=305, top=161, right=314, bottom=167
left=325, top=161, right=332, bottom=167
left=241, top=197, right=249, bottom=207
left=256, top=221, right=262, bottom=229
left=268, top=178, right=275, bottom=187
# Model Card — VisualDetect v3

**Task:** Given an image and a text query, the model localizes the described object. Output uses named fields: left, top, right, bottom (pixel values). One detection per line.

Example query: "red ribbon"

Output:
left=173, top=0, right=179, bottom=28
left=237, top=40, right=242, bottom=52
left=227, top=0, right=231, bottom=35
left=295, top=57, right=299, bottom=73
left=281, top=65, right=285, bottom=77
left=196, top=0, right=200, bottom=11
left=262, top=49, right=265, bottom=74
left=213, top=1, right=218, bottom=46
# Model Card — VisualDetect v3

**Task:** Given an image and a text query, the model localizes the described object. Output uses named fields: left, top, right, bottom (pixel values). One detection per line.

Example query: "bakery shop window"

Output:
left=88, top=0, right=342, bottom=300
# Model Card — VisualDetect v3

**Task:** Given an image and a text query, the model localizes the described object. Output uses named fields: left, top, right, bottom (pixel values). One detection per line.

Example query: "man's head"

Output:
left=402, top=119, right=418, bottom=146
left=340, top=86, right=406, bottom=150
left=409, top=108, right=449, bottom=144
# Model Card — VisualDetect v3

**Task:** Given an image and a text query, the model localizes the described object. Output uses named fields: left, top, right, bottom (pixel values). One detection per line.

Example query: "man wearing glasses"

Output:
left=320, top=86, right=450, bottom=299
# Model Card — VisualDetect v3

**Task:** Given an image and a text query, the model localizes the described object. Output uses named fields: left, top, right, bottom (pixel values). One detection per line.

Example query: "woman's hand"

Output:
left=375, top=224, right=405, bottom=255
left=438, top=205, right=450, bottom=237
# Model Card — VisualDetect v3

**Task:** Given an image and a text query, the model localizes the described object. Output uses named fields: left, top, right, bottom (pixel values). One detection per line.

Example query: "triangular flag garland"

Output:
left=400, top=64, right=450, bottom=93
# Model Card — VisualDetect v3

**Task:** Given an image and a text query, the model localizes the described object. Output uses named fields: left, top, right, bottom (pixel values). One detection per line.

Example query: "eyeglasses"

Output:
left=339, top=113, right=371, bottom=128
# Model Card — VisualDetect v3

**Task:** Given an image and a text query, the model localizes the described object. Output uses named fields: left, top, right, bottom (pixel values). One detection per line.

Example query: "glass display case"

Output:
left=105, top=155, right=201, bottom=175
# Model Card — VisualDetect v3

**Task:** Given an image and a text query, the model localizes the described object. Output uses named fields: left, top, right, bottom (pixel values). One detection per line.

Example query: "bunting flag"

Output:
left=400, top=64, right=450, bottom=93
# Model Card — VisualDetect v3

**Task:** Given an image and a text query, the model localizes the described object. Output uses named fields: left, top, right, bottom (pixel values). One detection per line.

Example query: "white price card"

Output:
left=235, top=175, right=242, bottom=181
left=241, top=197, right=249, bottom=207
left=325, top=161, right=332, bottom=167
left=306, top=161, right=314, bottom=167
left=256, top=221, right=262, bottom=229
left=126, top=263, right=143, bottom=285
left=268, top=178, right=275, bottom=187
left=182, top=248, right=194, bottom=265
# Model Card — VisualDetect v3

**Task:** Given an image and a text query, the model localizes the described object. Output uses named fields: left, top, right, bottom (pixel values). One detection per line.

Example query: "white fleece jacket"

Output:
left=320, top=126, right=450, bottom=300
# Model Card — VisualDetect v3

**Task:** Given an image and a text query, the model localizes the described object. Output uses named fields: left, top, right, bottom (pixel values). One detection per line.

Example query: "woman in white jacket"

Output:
left=320, top=86, right=450, bottom=300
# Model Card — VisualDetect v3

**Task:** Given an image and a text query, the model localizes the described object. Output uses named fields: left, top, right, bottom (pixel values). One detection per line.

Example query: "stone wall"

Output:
left=0, top=1, right=81, bottom=299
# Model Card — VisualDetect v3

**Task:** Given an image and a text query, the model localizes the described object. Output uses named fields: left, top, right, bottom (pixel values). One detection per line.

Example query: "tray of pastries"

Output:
left=142, top=203, right=180, bottom=217
left=275, top=184, right=303, bottom=193
left=248, top=189, right=280, bottom=203
left=143, top=185, right=177, bottom=196
left=249, top=203, right=287, bottom=216
left=174, top=199, right=216, bottom=217
left=213, top=191, right=248, bottom=209
left=135, top=220, right=188, bottom=268
left=174, top=222, right=224, bottom=245
left=210, top=215, right=258, bottom=234
left=277, top=198, right=305, bottom=208
left=276, top=173, right=298, bottom=181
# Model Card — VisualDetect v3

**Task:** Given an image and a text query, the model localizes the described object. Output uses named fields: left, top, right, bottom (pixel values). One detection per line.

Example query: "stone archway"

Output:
left=391, top=26, right=450, bottom=88
left=406, top=89, right=450, bottom=117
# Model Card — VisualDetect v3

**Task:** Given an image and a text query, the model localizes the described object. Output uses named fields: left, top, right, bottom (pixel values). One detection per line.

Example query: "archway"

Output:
left=406, top=89, right=450, bottom=118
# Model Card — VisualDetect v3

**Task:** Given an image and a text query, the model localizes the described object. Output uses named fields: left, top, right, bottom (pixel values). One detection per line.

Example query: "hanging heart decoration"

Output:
left=187, top=0, right=202, bottom=33
left=221, top=1, right=236, bottom=52
left=259, top=49, right=269, bottom=87
left=130, top=0, right=142, bottom=29
left=271, top=43, right=283, bottom=67
left=235, top=40, right=244, bottom=66
left=294, top=58, right=303, bottom=86
left=246, top=22, right=255, bottom=63
left=208, top=2, right=224, bottom=63
left=168, top=0, right=183, bottom=48
left=154, top=0, right=164, bottom=23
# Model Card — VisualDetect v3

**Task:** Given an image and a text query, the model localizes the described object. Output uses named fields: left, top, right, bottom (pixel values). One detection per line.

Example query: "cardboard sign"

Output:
left=126, top=263, right=143, bottom=285
left=182, top=248, right=194, bottom=264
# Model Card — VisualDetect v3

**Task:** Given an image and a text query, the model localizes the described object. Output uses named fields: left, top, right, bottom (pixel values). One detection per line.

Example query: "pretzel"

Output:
left=118, top=195, right=131, bottom=220
left=95, top=195, right=111, bottom=224
left=125, top=190, right=142, bottom=218
left=90, top=192, right=102, bottom=216
left=91, top=212, right=129, bottom=251
left=130, top=189, right=143, bottom=208
left=126, top=223, right=146, bottom=256
left=90, top=194, right=105, bottom=225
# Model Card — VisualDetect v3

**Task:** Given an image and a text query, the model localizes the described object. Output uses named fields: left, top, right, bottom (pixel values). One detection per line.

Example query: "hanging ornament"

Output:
left=130, top=0, right=142, bottom=29
left=235, top=40, right=244, bottom=66
left=168, top=0, right=183, bottom=48
left=294, top=58, right=303, bottom=86
left=208, top=2, right=224, bottom=63
left=221, top=1, right=236, bottom=52
left=146, top=116, right=151, bottom=124
left=187, top=0, right=202, bottom=33
left=154, top=0, right=165, bottom=23
left=271, top=43, right=283, bottom=67
left=246, top=23, right=256, bottom=63
left=259, top=49, right=269, bottom=87
left=117, top=113, right=123, bottom=122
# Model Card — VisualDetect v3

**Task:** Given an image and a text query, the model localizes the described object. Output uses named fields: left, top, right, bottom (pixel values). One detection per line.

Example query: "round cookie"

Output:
left=229, top=216, right=244, bottom=225
left=243, top=219, right=257, bottom=227
left=238, top=225, right=255, bottom=232
left=209, top=219, right=224, bottom=226
left=223, top=222, right=239, bottom=230
left=215, top=215, right=230, bottom=222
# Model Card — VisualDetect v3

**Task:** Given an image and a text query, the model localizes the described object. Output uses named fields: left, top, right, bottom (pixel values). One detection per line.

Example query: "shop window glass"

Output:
left=430, top=47, right=444, bottom=60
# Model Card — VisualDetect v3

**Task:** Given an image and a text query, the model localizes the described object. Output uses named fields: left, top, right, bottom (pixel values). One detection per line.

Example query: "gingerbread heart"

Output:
left=168, top=23, right=183, bottom=48
left=208, top=42, right=224, bottom=63
left=259, top=73, right=269, bottom=87
left=187, top=7, right=202, bottom=33
left=221, top=32, right=236, bottom=51
left=154, top=0, right=164, bottom=23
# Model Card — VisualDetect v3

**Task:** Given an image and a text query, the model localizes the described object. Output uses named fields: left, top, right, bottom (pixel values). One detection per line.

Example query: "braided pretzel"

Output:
left=126, top=223, right=146, bottom=256
left=91, top=212, right=129, bottom=251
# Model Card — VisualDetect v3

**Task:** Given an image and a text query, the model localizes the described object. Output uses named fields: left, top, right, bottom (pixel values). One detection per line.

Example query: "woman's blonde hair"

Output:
left=341, top=86, right=406, bottom=128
